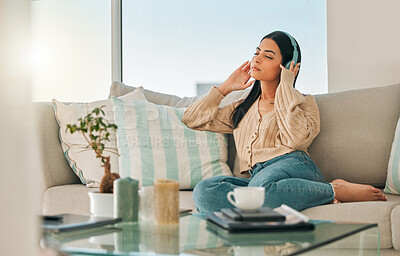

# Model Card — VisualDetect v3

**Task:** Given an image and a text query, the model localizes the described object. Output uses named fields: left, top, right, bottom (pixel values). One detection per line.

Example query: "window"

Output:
left=31, top=0, right=327, bottom=101
left=122, top=0, right=327, bottom=97
left=31, top=0, right=111, bottom=102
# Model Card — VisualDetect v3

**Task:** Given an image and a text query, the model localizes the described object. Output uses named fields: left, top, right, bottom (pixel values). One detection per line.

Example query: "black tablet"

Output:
left=41, top=214, right=122, bottom=232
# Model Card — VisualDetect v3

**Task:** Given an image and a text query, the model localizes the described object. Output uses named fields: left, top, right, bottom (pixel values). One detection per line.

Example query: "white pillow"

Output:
left=111, top=96, right=233, bottom=189
left=52, top=87, right=147, bottom=187
left=384, top=117, right=400, bottom=195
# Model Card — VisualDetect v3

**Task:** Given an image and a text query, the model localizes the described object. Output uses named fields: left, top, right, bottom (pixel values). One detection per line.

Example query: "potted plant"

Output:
left=66, top=105, right=120, bottom=217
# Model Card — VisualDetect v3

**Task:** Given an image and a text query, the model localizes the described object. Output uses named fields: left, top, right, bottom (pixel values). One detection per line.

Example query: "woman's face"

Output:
left=250, top=38, right=283, bottom=82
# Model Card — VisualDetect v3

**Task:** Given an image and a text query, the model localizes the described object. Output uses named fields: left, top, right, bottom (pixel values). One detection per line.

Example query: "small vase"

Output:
left=88, top=191, right=114, bottom=218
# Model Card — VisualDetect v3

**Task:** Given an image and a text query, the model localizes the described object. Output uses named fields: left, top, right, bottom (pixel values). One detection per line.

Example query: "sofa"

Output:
left=37, top=82, right=400, bottom=253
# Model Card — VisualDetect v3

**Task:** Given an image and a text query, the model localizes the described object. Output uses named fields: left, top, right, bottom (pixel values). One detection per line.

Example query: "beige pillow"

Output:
left=52, top=87, right=147, bottom=187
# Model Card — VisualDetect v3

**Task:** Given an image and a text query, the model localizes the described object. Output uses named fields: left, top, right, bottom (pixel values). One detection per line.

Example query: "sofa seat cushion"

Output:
left=43, top=184, right=197, bottom=216
left=301, top=193, right=400, bottom=249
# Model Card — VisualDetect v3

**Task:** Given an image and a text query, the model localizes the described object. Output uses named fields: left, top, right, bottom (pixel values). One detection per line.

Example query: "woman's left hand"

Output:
left=280, top=61, right=301, bottom=77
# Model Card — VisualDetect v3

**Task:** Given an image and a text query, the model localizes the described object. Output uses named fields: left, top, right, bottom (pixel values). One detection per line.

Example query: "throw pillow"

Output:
left=52, top=87, right=147, bottom=187
left=111, top=97, right=233, bottom=189
left=384, top=117, right=400, bottom=195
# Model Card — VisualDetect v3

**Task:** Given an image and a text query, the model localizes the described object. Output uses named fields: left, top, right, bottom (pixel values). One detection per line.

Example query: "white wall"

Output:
left=327, top=0, right=400, bottom=92
left=0, top=0, right=40, bottom=255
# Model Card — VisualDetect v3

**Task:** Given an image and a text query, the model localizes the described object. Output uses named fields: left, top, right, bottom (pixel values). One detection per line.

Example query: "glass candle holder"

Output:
left=139, top=186, right=155, bottom=223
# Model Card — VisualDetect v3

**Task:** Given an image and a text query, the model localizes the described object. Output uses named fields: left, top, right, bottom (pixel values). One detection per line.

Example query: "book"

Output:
left=221, top=207, right=285, bottom=222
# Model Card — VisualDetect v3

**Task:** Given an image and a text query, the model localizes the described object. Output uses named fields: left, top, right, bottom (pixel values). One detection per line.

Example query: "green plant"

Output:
left=66, top=106, right=120, bottom=193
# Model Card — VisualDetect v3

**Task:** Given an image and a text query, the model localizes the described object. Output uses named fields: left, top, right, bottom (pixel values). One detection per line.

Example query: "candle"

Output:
left=154, top=179, right=179, bottom=225
left=114, top=177, right=139, bottom=222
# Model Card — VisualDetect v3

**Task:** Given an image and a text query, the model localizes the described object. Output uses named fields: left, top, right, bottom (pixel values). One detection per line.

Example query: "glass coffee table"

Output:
left=42, top=214, right=379, bottom=256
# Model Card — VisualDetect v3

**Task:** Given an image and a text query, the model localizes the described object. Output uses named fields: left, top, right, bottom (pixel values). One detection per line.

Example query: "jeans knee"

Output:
left=193, top=178, right=222, bottom=213
left=193, top=176, right=246, bottom=214
left=193, top=179, right=208, bottom=202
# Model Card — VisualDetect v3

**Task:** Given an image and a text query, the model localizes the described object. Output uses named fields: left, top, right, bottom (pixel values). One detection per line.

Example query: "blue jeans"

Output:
left=193, top=151, right=335, bottom=214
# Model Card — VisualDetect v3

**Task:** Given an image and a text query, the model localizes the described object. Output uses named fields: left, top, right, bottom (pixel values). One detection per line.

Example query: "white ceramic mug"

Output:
left=227, top=187, right=265, bottom=211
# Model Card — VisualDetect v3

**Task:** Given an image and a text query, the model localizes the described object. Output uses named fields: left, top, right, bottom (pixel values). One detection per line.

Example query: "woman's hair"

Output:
left=231, top=31, right=302, bottom=129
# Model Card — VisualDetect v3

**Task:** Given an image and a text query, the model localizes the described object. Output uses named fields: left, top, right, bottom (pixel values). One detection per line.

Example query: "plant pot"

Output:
left=88, top=191, right=114, bottom=218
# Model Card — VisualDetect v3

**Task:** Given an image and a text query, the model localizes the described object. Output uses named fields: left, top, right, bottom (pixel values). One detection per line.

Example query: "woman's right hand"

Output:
left=217, top=61, right=255, bottom=96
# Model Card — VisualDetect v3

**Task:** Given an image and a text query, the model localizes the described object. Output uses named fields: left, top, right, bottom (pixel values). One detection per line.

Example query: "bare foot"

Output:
left=329, top=198, right=341, bottom=204
left=330, top=179, right=387, bottom=202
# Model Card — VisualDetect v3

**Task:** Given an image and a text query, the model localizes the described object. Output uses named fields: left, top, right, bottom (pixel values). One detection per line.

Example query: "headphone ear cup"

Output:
left=284, top=60, right=296, bottom=69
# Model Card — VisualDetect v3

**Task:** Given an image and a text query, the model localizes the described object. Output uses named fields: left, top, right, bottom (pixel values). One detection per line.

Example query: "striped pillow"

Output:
left=112, top=97, right=232, bottom=189
left=384, top=117, right=400, bottom=195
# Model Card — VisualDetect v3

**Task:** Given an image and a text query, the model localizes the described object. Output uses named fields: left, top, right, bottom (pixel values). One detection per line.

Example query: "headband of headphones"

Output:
left=281, top=31, right=299, bottom=69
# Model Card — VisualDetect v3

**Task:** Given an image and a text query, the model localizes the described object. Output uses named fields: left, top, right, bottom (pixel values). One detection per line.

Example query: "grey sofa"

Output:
left=37, top=83, right=400, bottom=252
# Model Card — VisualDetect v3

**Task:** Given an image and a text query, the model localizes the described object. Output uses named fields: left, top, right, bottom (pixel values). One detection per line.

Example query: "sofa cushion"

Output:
left=301, top=192, right=400, bottom=249
left=52, top=87, right=148, bottom=187
left=384, top=117, right=400, bottom=195
left=43, top=184, right=96, bottom=215
left=111, top=96, right=232, bottom=189
left=309, top=84, right=400, bottom=187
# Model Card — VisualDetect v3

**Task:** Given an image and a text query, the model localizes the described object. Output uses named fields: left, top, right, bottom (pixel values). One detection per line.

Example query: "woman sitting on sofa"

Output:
left=182, top=31, right=387, bottom=214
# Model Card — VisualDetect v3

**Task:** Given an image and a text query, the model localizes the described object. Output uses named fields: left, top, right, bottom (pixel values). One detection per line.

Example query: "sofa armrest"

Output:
left=34, top=102, right=81, bottom=195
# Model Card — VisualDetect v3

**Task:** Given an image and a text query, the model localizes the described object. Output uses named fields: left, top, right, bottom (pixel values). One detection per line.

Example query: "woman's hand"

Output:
left=217, top=61, right=255, bottom=96
left=280, top=61, right=301, bottom=77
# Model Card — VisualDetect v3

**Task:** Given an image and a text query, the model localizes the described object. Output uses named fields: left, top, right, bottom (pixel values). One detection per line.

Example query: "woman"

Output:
left=182, top=31, right=387, bottom=214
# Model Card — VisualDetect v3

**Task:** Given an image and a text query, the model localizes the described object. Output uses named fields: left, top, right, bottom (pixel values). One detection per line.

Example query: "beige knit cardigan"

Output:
left=182, top=68, right=320, bottom=174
